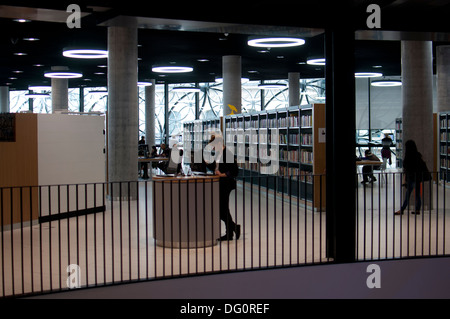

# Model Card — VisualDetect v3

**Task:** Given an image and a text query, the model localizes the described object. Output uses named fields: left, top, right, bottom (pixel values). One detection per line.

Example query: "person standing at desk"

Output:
left=361, top=149, right=381, bottom=184
left=210, top=134, right=241, bottom=241
left=381, top=133, right=393, bottom=165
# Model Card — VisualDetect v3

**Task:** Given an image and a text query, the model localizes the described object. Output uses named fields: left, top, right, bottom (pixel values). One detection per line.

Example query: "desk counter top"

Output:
left=356, top=160, right=383, bottom=166
left=152, top=174, right=220, bottom=182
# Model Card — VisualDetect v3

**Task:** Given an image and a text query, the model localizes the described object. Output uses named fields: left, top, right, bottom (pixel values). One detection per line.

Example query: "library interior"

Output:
left=0, top=1, right=450, bottom=299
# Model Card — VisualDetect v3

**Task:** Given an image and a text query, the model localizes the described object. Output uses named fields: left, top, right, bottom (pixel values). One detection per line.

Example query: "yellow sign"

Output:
left=228, top=104, right=238, bottom=115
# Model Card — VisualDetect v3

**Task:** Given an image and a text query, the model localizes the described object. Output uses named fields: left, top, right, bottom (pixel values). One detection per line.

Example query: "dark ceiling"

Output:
left=1, top=0, right=450, bottom=90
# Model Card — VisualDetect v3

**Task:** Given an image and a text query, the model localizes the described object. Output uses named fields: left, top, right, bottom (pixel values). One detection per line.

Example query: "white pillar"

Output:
left=288, top=72, right=300, bottom=107
left=0, top=86, right=9, bottom=113
left=222, top=55, right=242, bottom=116
left=145, top=79, right=156, bottom=147
left=107, top=25, right=139, bottom=199
left=51, top=66, right=69, bottom=113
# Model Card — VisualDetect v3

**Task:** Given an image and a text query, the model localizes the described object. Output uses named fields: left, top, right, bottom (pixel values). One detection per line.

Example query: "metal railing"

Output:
left=1, top=172, right=448, bottom=297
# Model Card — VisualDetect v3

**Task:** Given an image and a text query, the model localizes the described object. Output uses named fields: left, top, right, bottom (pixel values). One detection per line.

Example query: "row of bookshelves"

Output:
left=225, top=115, right=313, bottom=130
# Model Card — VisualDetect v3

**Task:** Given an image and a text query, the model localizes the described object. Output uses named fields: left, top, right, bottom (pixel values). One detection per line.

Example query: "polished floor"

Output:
left=1, top=168, right=449, bottom=297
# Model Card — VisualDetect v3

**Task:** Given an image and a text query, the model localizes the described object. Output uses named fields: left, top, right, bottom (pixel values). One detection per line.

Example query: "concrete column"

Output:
left=401, top=40, right=434, bottom=208
left=288, top=72, right=300, bottom=107
left=0, top=86, right=9, bottom=113
left=145, top=79, right=156, bottom=147
left=437, top=45, right=450, bottom=112
left=51, top=66, right=69, bottom=113
left=107, top=25, right=139, bottom=199
left=222, top=55, right=242, bottom=116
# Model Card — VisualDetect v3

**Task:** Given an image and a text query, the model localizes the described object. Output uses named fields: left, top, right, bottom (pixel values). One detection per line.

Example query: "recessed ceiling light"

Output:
left=197, top=59, right=209, bottom=62
left=371, top=79, right=402, bottom=87
left=372, top=65, right=383, bottom=68
left=33, top=64, right=44, bottom=67
left=215, top=77, right=250, bottom=83
left=138, top=82, right=153, bottom=87
left=152, top=66, right=193, bottom=73
left=355, top=72, right=383, bottom=78
left=8, top=77, right=17, bottom=80
left=63, top=49, right=108, bottom=59
left=29, top=86, right=51, bottom=91
left=248, top=37, right=305, bottom=48
left=13, top=19, right=30, bottom=23
left=258, top=83, right=287, bottom=90
left=25, top=92, right=50, bottom=98
left=14, top=52, right=27, bottom=56
left=23, top=37, right=39, bottom=41
left=94, top=72, right=105, bottom=75
left=307, top=58, right=325, bottom=65
left=98, top=65, right=107, bottom=68
left=12, top=70, right=23, bottom=74
left=44, top=70, right=83, bottom=79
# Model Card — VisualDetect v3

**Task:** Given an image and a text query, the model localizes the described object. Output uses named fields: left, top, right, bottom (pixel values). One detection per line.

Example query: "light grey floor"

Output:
left=1, top=169, right=449, bottom=297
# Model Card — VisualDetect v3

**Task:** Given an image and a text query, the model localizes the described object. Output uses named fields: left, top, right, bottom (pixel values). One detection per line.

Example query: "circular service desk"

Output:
left=152, top=174, right=220, bottom=248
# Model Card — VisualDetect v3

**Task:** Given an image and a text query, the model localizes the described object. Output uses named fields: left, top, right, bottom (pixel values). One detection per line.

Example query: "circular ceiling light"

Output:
left=258, top=83, right=287, bottom=90
left=63, top=49, right=108, bottom=59
left=307, top=58, right=325, bottom=65
left=215, top=77, right=250, bottom=83
left=152, top=66, right=193, bottom=73
left=44, top=70, right=83, bottom=79
left=29, top=85, right=51, bottom=91
left=371, top=79, right=402, bottom=87
left=355, top=72, right=383, bottom=78
left=248, top=37, right=305, bottom=48
left=138, top=82, right=153, bottom=87
left=25, top=92, right=50, bottom=98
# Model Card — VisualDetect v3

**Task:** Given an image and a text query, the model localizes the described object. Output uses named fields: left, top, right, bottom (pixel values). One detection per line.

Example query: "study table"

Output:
left=152, top=174, right=220, bottom=248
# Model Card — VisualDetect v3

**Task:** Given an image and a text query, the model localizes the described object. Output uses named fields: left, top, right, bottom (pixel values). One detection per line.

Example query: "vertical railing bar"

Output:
left=240, top=177, right=245, bottom=271
left=266, top=175, right=269, bottom=268
left=281, top=175, right=284, bottom=266
left=258, top=175, right=262, bottom=269
left=385, top=173, right=389, bottom=259
left=311, top=175, right=315, bottom=264
left=127, top=182, right=131, bottom=281
left=250, top=175, right=254, bottom=270
left=57, top=185, right=62, bottom=290
left=66, top=185, right=71, bottom=288
left=84, top=184, right=89, bottom=287
left=1, top=189, right=5, bottom=297
left=19, top=187, right=24, bottom=294
left=194, top=179, right=198, bottom=275
left=119, top=183, right=123, bottom=282
left=38, top=186, right=43, bottom=294
left=288, top=176, right=292, bottom=266
left=93, top=183, right=98, bottom=285
left=304, top=174, right=307, bottom=264
left=178, top=180, right=182, bottom=276
left=110, top=183, right=115, bottom=284
left=136, top=181, right=140, bottom=281
left=297, top=175, right=300, bottom=265
left=145, top=180, right=149, bottom=280
left=102, top=182, right=106, bottom=285
left=378, top=173, right=381, bottom=260
left=209, top=179, right=214, bottom=274
left=319, top=175, right=323, bottom=263
left=185, top=178, right=190, bottom=275
left=170, top=180, right=173, bottom=277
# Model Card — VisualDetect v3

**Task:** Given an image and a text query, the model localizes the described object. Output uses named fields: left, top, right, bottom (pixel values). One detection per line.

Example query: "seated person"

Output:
left=150, top=145, right=158, bottom=157
left=361, top=150, right=381, bottom=184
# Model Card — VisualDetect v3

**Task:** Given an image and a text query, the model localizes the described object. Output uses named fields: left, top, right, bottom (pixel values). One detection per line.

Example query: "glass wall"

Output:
left=9, top=78, right=326, bottom=144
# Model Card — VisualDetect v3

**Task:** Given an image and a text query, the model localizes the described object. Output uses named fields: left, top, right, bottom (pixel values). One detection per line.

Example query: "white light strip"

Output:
left=28, top=86, right=51, bottom=91
left=248, top=37, right=305, bottom=48
left=44, top=71, right=83, bottom=79
left=258, top=83, right=287, bottom=90
left=215, top=77, right=250, bottom=83
left=152, top=66, right=193, bottom=73
left=307, top=58, right=325, bottom=65
left=25, top=93, right=50, bottom=98
left=138, top=82, right=153, bottom=87
left=355, top=72, right=383, bottom=78
left=63, top=49, right=108, bottom=59
left=371, top=80, right=402, bottom=87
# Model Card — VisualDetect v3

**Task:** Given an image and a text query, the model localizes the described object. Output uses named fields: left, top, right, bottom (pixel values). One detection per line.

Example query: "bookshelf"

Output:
left=182, top=118, right=222, bottom=167
left=439, top=112, right=450, bottom=182
left=224, top=104, right=326, bottom=209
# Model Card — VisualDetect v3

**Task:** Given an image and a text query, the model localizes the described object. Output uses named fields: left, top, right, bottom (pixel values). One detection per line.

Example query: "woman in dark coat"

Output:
left=395, top=140, right=424, bottom=215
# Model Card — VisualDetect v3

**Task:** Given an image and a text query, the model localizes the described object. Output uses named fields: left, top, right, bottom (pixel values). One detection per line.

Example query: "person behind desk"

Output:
left=361, top=149, right=381, bottom=184
left=209, top=134, right=241, bottom=241
left=381, top=133, right=393, bottom=165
